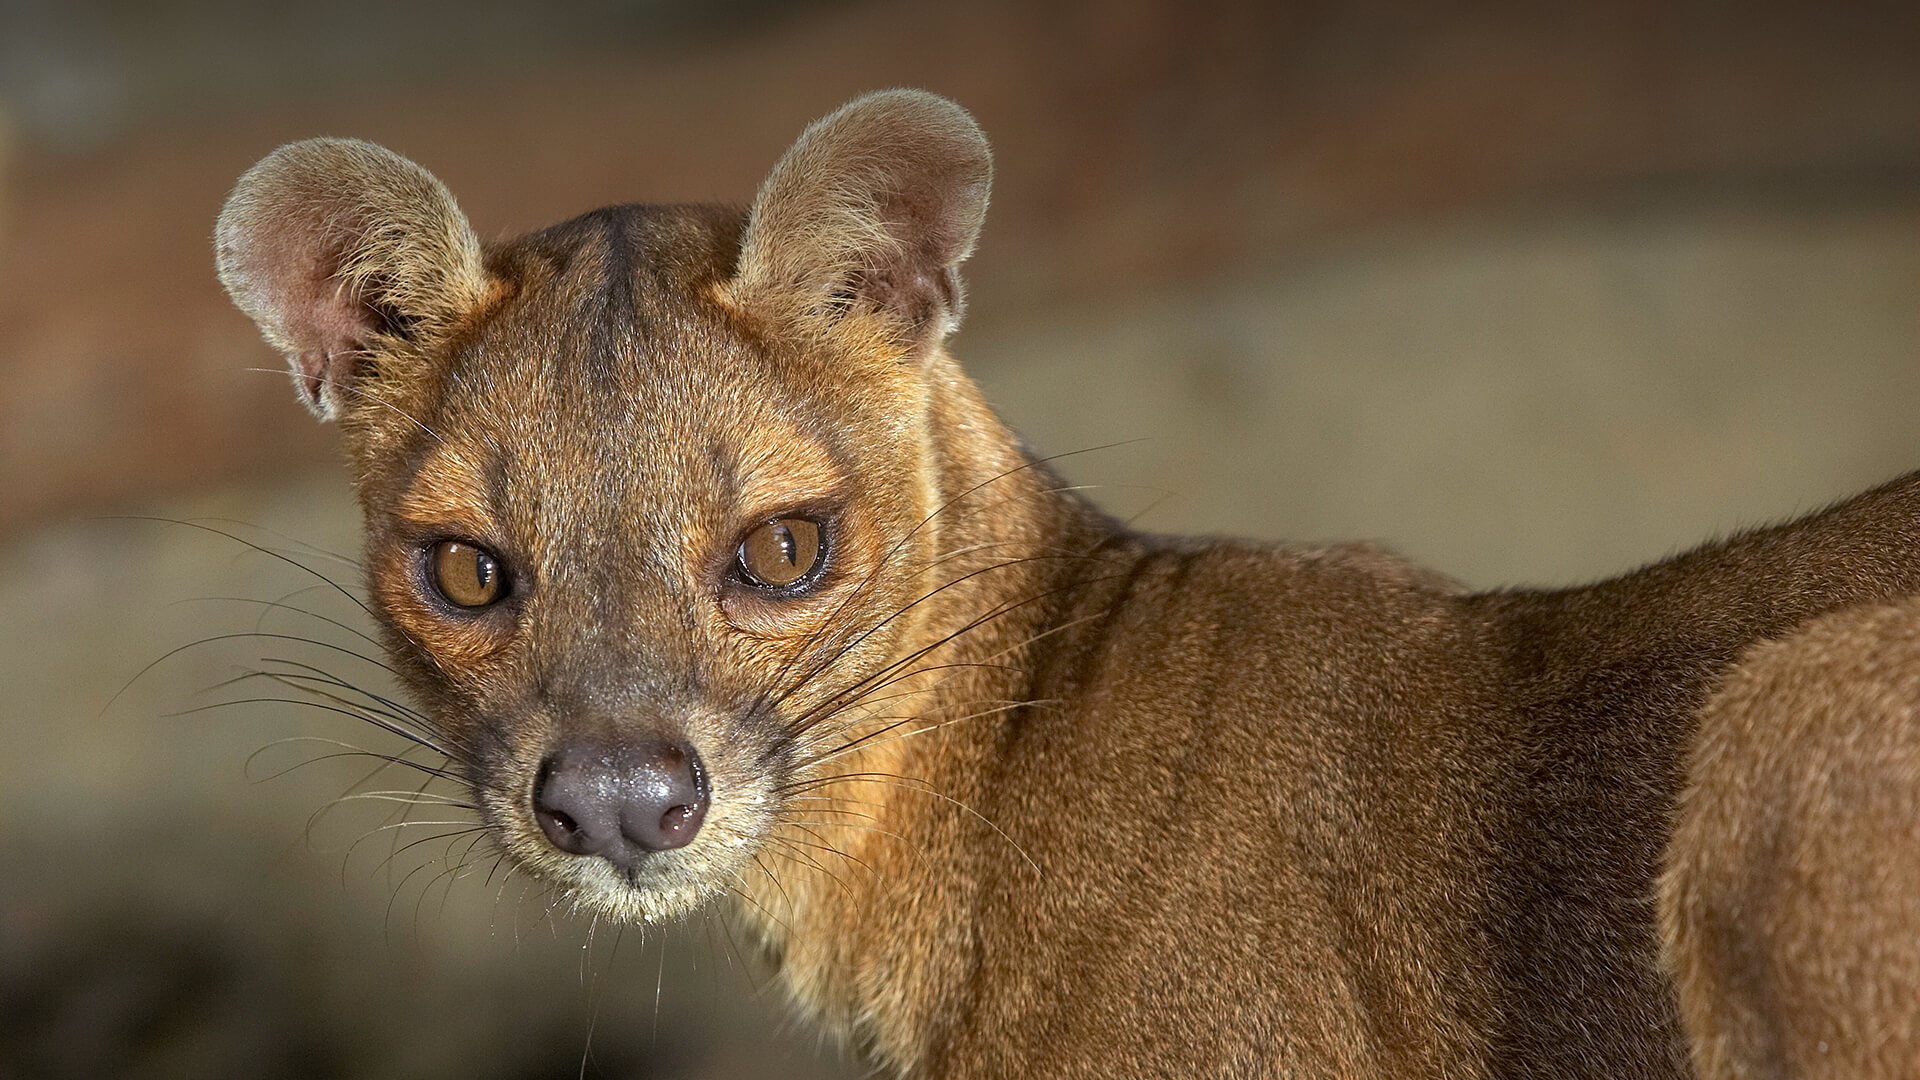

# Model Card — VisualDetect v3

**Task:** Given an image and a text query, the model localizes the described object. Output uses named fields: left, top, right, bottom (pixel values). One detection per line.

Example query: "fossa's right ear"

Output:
left=215, top=138, right=494, bottom=420
left=726, top=89, right=992, bottom=360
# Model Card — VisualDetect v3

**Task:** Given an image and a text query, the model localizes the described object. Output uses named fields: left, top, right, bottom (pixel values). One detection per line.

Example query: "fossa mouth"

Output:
left=467, top=706, right=808, bottom=923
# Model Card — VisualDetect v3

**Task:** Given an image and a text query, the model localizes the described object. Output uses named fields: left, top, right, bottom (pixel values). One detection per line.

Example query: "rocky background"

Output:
left=2, top=1, right=1916, bottom=1076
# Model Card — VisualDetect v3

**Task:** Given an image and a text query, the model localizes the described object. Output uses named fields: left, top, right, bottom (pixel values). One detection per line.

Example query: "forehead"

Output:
left=418, top=204, right=853, bottom=522
left=464, top=203, right=752, bottom=425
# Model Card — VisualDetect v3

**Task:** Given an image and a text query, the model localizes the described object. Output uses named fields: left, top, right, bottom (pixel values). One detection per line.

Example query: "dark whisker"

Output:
left=724, top=866, right=793, bottom=938
left=759, top=837, right=857, bottom=899
left=799, top=698, right=1059, bottom=772
left=790, top=600, right=1118, bottom=760
left=109, top=629, right=397, bottom=718
left=754, top=441, right=1143, bottom=712
left=237, top=733, right=463, bottom=786
left=773, top=554, right=1108, bottom=724
left=779, top=770, right=1042, bottom=876
left=176, top=695, right=455, bottom=763
left=182, top=515, right=368, bottom=571
left=175, top=595, right=385, bottom=650
left=747, top=852, right=797, bottom=924
left=785, top=569, right=1131, bottom=739
left=241, top=365, right=448, bottom=446
left=248, top=658, right=441, bottom=730
left=242, top=662, right=466, bottom=757
left=106, top=515, right=381, bottom=624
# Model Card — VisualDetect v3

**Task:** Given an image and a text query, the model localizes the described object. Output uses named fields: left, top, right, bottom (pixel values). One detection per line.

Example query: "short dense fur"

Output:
left=217, top=91, right=1918, bottom=1078
left=1662, top=601, right=1920, bottom=1079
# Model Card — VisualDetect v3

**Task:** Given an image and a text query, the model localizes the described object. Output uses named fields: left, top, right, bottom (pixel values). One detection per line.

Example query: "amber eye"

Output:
left=735, top=517, right=824, bottom=590
left=429, top=540, right=506, bottom=608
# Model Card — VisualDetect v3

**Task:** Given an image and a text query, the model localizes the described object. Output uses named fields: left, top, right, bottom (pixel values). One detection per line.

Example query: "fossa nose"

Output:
left=532, top=736, right=711, bottom=869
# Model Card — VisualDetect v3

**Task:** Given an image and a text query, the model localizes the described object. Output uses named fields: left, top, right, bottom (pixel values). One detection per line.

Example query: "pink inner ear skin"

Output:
left=285, top=287, right=381, bottom=406
left=268, top=219, right=381, bottom=366
left=219, top=209, right=380, bottom=413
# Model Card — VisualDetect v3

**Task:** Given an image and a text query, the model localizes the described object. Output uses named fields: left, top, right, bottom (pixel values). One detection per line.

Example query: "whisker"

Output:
left=775, top=820, right=926, bottom=880
left=775, top=555, right=1110, bottom=725
left=800, top=698, right=1059, bottom=772
left=755, top=441, right=1144, bottom=710
left=110, top=629, right=397, bottom=718
left=173, top=595, right=385, bottom=650
left=759, top=837, right=857, bottom=900
left=747, top=852, right=797, bottom=925
left=780, top=771, right=1042, bottom=877
left=329, top=790, right=478, bottom=810
left=180, top=515, right=368, bottom=570
left=790, top=599, right=1120, bottom=760
left=785, top=569, right=1131, bottom=739
left=176, top=695, right=454, bottom=763
left=106, top=515, right=381, bottom=622
left=241, top=662, right=465, bottom=757
left=724, top=866, right=793, bottom=938
left=237, top=733, right=462, bottom=786
left=247, top=658, right=442, bottom=730
left=242, top=365, right=447, bottom=446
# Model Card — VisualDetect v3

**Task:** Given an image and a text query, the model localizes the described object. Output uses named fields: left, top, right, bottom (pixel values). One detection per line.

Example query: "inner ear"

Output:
left=215, top=138, right=494, bottom=419
left=727, top=89, right=993, bottom=357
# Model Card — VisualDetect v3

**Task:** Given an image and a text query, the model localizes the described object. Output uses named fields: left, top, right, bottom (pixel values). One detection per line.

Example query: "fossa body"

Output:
left=216, top=91, right=1918, bottom=1078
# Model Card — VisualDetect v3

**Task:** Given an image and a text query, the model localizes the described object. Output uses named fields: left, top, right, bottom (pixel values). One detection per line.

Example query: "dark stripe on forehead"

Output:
left=511, top=207, right=643, bottom=400
left=707, top=438, right=742, bottom=512
left=580, top=208, right=638, bottom=401
left=484, top=445, right=513, bottom=527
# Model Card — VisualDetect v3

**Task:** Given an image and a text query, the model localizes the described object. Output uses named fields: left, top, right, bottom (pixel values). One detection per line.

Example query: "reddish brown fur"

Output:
left=217, top=91, right=1920, bottom=1078
left=1662, top=601, right=1920, bottom=1079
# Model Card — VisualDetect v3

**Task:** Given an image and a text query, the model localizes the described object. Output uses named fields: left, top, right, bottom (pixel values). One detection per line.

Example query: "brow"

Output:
left=396, top=442, right=499, bottom=535
left=735, top=428, right=846, bottom=514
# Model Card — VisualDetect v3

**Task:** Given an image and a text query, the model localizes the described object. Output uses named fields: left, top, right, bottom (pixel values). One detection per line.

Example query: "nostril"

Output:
left=619, top=741, right=709, bottom=852
left=657, top=797, right=707, bottom=845
left=531, top=756, right=599, bottom=857
left=531, top=737, right=711, bottom=867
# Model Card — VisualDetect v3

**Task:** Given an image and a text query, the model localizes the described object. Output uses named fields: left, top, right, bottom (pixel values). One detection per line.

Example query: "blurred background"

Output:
left=1, top=0, right=1916, bottom=1076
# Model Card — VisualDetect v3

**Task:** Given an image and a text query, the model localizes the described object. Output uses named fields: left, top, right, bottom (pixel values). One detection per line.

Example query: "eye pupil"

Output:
left=773, top=523, right=797, bottom=567
left=738, top=517, right=822, bottom=590
left=431, top=540, right=505, bottom=608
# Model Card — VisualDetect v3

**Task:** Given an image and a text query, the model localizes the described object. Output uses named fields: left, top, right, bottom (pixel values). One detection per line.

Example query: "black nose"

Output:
left=531, top=737, right=709, bottom=870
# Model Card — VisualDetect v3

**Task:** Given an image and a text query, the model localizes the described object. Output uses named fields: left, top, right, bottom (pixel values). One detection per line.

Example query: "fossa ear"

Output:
left=215, top=138, right=494, bottom=419
left=727, top=89, right=992, bottom=358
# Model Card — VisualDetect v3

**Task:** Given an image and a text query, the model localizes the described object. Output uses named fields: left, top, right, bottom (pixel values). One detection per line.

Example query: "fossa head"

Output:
left=216, top=91, right=995, bottom=923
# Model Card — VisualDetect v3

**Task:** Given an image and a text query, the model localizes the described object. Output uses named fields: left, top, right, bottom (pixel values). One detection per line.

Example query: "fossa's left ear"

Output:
left=726, top=89, right=992, bottom=359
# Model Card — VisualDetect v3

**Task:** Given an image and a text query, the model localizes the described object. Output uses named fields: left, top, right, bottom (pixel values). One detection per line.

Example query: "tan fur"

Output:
left=1662, top=601, right=1920, bottom=1079
left=217, top=90, right=1920, bottom=1078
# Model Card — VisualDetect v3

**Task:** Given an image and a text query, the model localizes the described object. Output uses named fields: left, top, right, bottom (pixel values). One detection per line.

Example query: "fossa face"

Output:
left=357, top=209, right=948, bottom=924
left=218, top=91, right=993, bottom=929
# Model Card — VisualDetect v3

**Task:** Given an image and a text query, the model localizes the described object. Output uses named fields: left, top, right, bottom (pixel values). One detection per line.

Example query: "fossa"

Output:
left=216, top=90, right=1918, bottom=1078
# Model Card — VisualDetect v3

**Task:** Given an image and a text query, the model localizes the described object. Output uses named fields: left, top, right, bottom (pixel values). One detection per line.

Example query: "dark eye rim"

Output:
left=729, top=513, right=834, bottom=596
left=419, top=536, right=514, bottom=612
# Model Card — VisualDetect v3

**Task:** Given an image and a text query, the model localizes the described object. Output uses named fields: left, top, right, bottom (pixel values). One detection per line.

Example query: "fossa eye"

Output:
left=735, top=517, right=824, bottom=591
left=429, top=539, right=507, bottom=608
